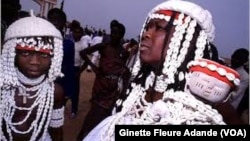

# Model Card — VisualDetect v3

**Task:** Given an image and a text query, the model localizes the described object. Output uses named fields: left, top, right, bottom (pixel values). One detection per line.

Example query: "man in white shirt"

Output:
left=87, top=30, right=103, bottom=71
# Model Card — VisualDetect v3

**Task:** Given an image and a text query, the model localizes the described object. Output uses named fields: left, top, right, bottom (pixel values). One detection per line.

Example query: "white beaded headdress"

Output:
left=130, top=0, right=215, bottom=92
left=0, top=10, right=63, bottom=88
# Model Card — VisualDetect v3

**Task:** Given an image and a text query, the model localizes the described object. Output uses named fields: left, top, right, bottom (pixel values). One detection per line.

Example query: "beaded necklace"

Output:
left=101, top=72, right=225, bottom=141
left=16, top=68, right=46, bottom=104
left=1, top=78, right=54, bottom=141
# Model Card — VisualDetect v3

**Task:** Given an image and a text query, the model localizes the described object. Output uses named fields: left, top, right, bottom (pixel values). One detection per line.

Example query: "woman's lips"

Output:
left=139, top=44, right=150, bottom=51
left=28, top=70, right=41, bottom=75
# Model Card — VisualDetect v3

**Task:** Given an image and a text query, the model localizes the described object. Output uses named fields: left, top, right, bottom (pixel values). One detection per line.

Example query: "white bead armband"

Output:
left=49, top=107, right=65, bottom=128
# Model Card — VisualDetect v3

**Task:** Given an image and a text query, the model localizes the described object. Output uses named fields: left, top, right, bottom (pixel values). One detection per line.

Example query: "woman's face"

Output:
left=15, top=49, right=52, bottom=78
left=139, top=18, right=174, bottom=67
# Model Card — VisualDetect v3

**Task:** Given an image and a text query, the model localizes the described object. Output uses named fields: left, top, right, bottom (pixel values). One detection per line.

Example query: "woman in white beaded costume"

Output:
left=81, top=0, right=242, bottom=141
left=0, top=11, right=65, bottom=141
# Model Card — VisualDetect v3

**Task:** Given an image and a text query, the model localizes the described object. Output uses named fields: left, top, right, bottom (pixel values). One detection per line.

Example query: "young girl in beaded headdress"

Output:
left=80, top=0, right=242, bottom=141
left=0, top=11, right=65, bottom=141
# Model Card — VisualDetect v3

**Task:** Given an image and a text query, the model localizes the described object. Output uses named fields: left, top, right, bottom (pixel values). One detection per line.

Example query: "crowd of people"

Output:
left=0, top=0, right=249, bottom=141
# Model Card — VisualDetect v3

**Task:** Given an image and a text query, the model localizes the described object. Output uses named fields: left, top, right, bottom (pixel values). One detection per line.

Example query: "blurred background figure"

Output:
left=229, top=48, right=249, bottom=124
left=47, top=8, right=76, bottom=119
left=1, top=0, right=21, bottom=44
left=86, top=30, right=104, bottom=72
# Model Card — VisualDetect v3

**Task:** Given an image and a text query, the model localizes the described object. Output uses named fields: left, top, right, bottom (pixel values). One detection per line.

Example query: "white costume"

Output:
left=0, top=11, right=64, bottom=141
left=87, top=34, right=103, bottom=70
left=82, top=0, right=240, bottom=141
left=75, top=38, right=88, bottom=67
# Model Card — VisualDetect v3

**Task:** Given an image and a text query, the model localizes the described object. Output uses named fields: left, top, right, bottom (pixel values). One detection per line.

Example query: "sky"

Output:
left=20, top=0, right=249, bottom=59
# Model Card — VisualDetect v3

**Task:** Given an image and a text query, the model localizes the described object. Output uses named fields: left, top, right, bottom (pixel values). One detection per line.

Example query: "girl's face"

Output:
left=15, top=49, right=52, bottom=79
left=139, top=18, right=174, bottom=67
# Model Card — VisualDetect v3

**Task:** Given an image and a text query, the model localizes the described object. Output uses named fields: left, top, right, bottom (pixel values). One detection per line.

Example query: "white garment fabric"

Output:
left=126, top=53, right=137, bottom=70
left=74, top=39, right=88, bottom=67
left=38, top=132, right=52, bottom=141
left=87, top=35, right=103, bottom=70
left=83, top=115, right=116, bottom=141
left=91, top=35, right=103, bottom=58
left=81, top=35, right=92, bottom=49
left=230, top=66, right=249, bottom=109
left=83, top=94, right=224, bottom=141
left=91, top=36, right=103, bottom=46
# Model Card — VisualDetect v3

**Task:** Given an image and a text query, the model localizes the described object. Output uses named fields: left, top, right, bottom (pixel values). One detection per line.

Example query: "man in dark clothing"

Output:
left=77, top=22, right=129, bottom=141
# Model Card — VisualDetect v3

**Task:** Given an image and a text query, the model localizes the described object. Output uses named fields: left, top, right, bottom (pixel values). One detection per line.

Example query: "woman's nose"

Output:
left=143, top=30, right=152, bottom=39
left=29, top=54, right=41, bottom=65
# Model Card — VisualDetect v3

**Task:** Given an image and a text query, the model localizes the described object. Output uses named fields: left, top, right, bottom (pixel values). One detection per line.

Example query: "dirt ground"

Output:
left=63, top=70, right=95, bottom=141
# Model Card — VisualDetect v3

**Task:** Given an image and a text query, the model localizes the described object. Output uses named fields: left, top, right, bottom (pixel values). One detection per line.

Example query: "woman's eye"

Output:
left=144, top=22, right=154, bottom=30
left=40, top=53, right=51, bottom=58
left=20, top=51, right=30, bottom=56
left=156, top=25, right=165, bottom=31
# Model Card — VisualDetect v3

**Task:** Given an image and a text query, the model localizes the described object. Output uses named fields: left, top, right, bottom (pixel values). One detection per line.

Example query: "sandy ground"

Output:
left=63, top=70, right=95, bottom=141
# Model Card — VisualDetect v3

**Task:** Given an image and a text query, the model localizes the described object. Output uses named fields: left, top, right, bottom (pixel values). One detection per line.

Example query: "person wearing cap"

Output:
left=0, top=11, right=65, bottom=141
left=81, top=0, right=242, bottom=141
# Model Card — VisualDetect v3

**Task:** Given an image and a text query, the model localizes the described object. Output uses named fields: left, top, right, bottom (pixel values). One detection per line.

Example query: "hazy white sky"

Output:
left=20, top=0, right=249, bottom=58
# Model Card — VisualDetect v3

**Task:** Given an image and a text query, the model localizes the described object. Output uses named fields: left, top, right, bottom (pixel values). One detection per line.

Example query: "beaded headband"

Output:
left=149, top=0, right=215, bottom=42
left=150, top=10, right=187, bottom=24
left=16, top=37, right=54, bottom=55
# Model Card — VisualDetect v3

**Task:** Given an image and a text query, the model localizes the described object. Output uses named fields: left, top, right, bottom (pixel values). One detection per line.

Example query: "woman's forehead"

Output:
left=147, top=18, right=168, bottom=24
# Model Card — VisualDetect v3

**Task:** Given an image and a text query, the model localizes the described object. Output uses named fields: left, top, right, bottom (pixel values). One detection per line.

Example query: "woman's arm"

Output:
left=80, top=43, right=103, bottom=74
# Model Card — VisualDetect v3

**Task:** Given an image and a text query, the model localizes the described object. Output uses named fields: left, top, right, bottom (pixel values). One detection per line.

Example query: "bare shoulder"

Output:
left=54, top=82, right=65, bottom=109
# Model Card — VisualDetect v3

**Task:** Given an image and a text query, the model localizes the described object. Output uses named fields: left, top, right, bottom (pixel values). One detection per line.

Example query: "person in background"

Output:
left=0, top=11, right=65, bottom=141
left=81, top=29, right=93, bottom=72
left=119, top=38, right=139, bottom=94
left=82, top=0, right=243, bottom=140
left=71, top=25, right=87, bottom=119
left=47, top=8, right=76, bottom=118
left=77, top=22, right=129, bottom=141
left=18, top=10, right=30, bottom=19
left=228, top=48, right=249, bottom=123
left=209, top=43, right=219, bottom=63
left=1, top=0, right=21, bottom=46
left=102, top=19, right=119, bottom=44
left=86, top=30, right=104, bottom=72
left=65, top=20, right=81, bottom=42
left=123, top=38, right=139, bottom=69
